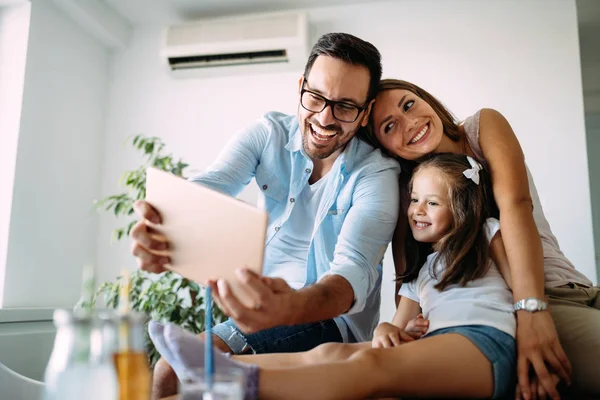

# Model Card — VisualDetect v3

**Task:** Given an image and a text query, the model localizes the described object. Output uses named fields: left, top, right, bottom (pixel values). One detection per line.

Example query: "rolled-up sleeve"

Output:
left=188, top=116, right=271, bottom=196
left=320, top=165, right=400, bottom=315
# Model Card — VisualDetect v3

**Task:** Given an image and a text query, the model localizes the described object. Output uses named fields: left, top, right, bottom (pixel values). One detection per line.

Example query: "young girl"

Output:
left=366, top=79, right=600, bottom=398
left=150, top=153, right=517, bottom=399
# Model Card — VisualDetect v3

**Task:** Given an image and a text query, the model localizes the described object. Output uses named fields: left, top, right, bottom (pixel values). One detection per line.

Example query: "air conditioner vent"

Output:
left=160, top=11, right=308, bottom=77
left=169, top=49, right=288, bottom=70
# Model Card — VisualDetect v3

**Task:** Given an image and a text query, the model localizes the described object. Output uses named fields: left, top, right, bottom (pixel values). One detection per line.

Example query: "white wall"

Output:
left=0, top=2, right=30, bottom=307
left=3, top=0, right=109, bottom=308
left=98, top=0, right=596, bottom=323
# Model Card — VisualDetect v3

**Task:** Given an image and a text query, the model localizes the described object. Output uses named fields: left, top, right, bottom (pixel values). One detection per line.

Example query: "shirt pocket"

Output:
left=255, top=167, right=287, bottom=203
left=325, top=208, right=348, bottom=235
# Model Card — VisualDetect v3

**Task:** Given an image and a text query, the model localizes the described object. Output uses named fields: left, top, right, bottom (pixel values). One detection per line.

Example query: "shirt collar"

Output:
left=285, top=119, right=303, bottom=153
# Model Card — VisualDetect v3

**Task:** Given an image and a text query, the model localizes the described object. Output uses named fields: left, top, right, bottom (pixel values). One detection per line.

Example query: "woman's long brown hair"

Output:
left=360, top=79, right=463, bottom=212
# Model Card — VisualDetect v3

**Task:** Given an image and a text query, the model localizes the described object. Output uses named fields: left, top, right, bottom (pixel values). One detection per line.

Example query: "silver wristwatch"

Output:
left=513, top=297, right=548, bottom=312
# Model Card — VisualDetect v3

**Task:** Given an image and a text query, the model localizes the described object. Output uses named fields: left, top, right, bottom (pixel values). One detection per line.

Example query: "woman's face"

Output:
left=371, top=89, right=444, bottom=160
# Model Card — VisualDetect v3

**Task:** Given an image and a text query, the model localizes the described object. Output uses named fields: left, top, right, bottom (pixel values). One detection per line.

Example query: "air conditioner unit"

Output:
left=161, top=11, right=309, bottom=78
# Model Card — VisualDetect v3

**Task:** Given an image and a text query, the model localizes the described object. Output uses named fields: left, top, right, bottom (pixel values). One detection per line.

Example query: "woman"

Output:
left=363, top=79, right=600, bottom=398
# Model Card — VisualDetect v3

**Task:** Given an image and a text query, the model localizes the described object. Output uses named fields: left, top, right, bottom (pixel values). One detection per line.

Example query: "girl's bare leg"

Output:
left=233, top=342, right=371, bottom=369
left=259, top=334, right=494, bottom=400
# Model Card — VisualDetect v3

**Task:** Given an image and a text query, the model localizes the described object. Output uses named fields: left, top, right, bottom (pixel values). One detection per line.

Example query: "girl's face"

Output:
left=408, top=166, right=453, bottom=243
left=371, top=89, right=444, bottom=160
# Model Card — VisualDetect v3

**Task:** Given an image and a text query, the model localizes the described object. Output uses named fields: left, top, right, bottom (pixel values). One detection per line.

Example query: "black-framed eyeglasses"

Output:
left=300, top=78, right=368, bottom=123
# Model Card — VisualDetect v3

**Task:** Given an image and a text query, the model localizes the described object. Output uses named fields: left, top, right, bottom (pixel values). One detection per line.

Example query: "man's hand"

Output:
left=209, top=268, right=296, bottom=334
left=404, top=313, right=429, bottom=339
left=129, top=200, right=171, bottom=273
left=372, top=322, right=414, bottom=348
left=516, top=311, right=571, bottom=400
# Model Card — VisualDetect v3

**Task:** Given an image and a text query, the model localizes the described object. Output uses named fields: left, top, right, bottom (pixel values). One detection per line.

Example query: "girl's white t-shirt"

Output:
left=398, top=218, right=516, bottom=338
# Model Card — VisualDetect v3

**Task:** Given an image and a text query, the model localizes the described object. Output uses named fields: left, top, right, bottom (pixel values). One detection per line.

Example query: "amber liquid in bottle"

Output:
left=113, top=351, right=151, bottom=400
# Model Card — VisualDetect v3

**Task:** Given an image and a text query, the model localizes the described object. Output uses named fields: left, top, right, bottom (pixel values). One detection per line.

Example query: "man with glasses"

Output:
left=131, top=32, right=400, bottom=399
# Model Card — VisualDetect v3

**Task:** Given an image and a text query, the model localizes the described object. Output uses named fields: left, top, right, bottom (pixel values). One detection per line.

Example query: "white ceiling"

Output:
left=102, top=0, right=600, bottom=28
left=102, top=0, right=371, bottom=25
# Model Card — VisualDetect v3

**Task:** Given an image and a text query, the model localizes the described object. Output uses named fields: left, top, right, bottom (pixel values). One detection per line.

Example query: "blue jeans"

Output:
left=212, top=318, right=344, bottom=354
left=425, top=325, right=516, bottom=399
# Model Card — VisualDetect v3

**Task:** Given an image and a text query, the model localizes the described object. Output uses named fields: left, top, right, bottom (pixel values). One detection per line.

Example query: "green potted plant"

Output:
left=89, top=135, right=227, bottom=367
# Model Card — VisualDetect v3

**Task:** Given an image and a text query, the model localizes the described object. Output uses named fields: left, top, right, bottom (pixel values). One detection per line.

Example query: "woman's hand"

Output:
left=516, top=370, right=561, bottom=400
left=372, top=322, right=414, bottom=348
left=516, top=311, right=571, bottom=400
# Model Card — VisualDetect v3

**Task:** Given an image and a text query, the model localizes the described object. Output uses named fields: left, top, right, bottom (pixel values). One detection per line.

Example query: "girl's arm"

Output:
left=478, top=108, right=570, bottom=398
left=373, top=296, right=421, bottom=348
left=390, top=296, right=421, bottom=329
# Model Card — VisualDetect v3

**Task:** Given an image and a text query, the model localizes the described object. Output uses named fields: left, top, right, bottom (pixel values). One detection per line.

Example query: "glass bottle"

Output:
left=43, top=309, right=119, bottom=400
left=111, top=311, right=152, bottom=400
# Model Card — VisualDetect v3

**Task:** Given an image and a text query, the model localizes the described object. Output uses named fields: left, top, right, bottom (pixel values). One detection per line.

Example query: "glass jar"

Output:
left=110, top=311, right=151, bottom=400
left=43, top=309, right=119, bottom=400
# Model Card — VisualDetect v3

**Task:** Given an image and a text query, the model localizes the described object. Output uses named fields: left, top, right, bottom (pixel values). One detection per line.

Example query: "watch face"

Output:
left=525, top=299, right=538, bottom=310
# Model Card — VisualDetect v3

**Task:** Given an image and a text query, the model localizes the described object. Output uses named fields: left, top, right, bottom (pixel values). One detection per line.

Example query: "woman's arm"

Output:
left=478, top=108, right=570, bottom=398
left=489, top=231, right=512, bottom=289
left=478, top=108, right=543, bottom=300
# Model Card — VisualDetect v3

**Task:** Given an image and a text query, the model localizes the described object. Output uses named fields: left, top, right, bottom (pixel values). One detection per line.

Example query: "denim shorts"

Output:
left=425, top=325, right=516, bottom=399
left=212, top=318, right=344, bottom=354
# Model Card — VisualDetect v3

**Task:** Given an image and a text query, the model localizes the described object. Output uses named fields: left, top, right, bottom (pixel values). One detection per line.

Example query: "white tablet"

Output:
left=145, top=167, right=267, bottom=305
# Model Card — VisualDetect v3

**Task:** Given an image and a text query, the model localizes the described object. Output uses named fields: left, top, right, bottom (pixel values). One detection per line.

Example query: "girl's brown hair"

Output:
left=402, top=153, right=499, bottom=291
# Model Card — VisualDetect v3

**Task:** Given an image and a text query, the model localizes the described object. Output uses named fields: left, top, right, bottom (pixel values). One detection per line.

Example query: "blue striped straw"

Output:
left=205, top=286, right=214, bottom=392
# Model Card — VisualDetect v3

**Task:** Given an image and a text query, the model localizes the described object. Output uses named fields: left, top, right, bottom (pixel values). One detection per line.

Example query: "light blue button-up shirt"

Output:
left=189, top=111, right=400, bottom=342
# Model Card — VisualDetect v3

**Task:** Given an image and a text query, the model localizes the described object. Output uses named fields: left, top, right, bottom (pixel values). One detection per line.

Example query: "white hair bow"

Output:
left=463, top=156, right=482, bottom=185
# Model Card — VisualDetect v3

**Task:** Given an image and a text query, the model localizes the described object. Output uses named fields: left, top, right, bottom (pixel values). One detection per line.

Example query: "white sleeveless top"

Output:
left=462, top=110, right=592, bottom=288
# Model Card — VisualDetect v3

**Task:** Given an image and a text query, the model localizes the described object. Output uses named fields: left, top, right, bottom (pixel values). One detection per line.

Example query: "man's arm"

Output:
left=130, top=116, right=273, bottom=274
left=210, top=271, right=353, bottom=333
left=211, top=164, right=400, bottom=332
left=319, top=165, right=400, bottom=317
left=188, top=116, right=272, bottom=196
left=286, top=275, right=353, bottom=325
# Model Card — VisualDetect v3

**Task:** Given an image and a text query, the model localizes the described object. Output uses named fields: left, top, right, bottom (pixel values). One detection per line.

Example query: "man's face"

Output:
left=298, top=55, right=372, bottom=161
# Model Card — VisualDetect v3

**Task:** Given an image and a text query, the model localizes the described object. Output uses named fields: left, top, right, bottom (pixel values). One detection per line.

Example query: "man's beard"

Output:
left=302, top=120, right=345, bottom=160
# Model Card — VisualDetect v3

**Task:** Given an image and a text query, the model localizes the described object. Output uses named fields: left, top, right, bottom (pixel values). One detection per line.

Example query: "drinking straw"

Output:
left=205, top=286, right=214, bottom=392
left=118, top=270, right=131, bottom=351
left=118, top=270, right=132, bottom=397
